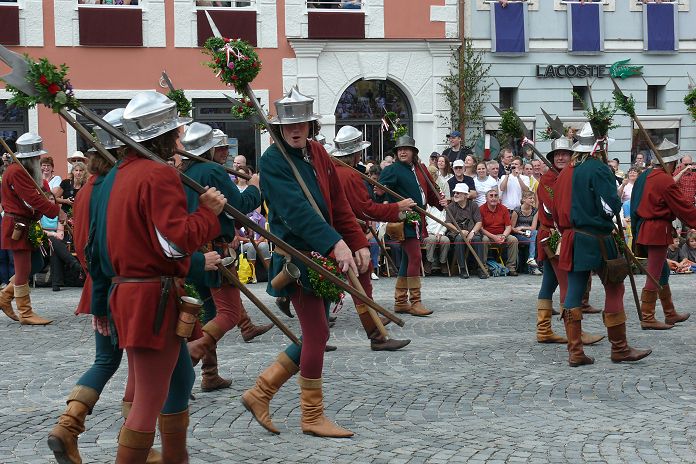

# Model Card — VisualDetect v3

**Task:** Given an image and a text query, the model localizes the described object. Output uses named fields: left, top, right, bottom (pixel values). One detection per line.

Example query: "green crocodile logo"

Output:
left=609, top=59, right=643, bottom=79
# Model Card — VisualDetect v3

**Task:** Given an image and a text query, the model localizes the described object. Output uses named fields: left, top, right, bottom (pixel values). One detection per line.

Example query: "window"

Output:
left=647, top=85, right=664, bottom=110
left=195, top=1, right=254, bottom=7
left=193, top=99, right=261, bottom=170
left=632, top=126, right=678, bottom=165
left=73, top=100, right=129, bottom=153
left=573, top=86, right=589, bottom=111
left=307, top=0, right=363, bottom=9
left=499, top=87, right=516, bottom=110
left=77, top=1, right=140, bottom=4
left=642, top=1, right=678, bottom=52
left=0, top=101, right=29, bottom=153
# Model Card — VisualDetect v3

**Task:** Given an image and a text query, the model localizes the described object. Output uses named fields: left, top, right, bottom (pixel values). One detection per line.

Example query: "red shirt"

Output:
left=479, top=203, right=511, bottom=235
left=674, top=164, right=696, bottom=207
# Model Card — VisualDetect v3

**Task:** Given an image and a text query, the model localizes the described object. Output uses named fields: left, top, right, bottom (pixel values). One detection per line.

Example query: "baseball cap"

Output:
left=430, top=151, right=439, bottom=159
left=447, top=130, right=461, bottom=138
left=453, top=183, right=469, bottom=194
left=452, top=159, right=465, bottom=168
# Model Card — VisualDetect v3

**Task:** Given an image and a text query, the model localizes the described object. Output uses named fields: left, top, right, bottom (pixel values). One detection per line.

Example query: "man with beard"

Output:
left=0, top=132, right=62, bottom=325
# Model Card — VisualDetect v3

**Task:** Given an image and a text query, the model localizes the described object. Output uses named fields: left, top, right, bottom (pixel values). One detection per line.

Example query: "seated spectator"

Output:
left=448, top=159, right=476, bottom=202
left=523, top=163, right=538, bottom=192
left=679, top=230, right=696, bottom=264
left=428, top=165, right=451, bottom=201
left=41, top=195, right=82, bottom=292
left=240, top=208, right=270, bottom=279
left=235, top=166, right=253, bottom=192
left=511, top=191, right=541, bottom=275
left=480, top=189, right=518, bottom=276
left=666, top=236, right=692, bottom=273
left=341, top=0, right=361, bottom=8
left=462, top=154, right=477, bottom=178
left=429, top=152, right=439, bottom=167
left=380, top=155, right=394, bottom=170
left=673, top=155, right=696, bottom=210
left=473, top=161, right=498, bottom=206
left=53, top=161, right=87, bottom=214
left=423, top=205, right=449, bottom=275
left=499, top=157, right=531, bottom=210
left=436, top=156, right=453, bottom=182
left=618, top=166, right=639, bottom=202
left=486, top=159, right=501, bottom=183
left=366, top=221, right=381, bottom=280
left=446, top=183, right=487, bottom=279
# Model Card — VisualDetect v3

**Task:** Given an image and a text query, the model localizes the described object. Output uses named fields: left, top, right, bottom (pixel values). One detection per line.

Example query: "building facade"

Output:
left=0, top=0, right=459, bottom=176
left=466, top=0, right=696, bottom=166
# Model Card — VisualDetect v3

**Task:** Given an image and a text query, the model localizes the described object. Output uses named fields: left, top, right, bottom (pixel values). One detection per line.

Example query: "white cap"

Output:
left=453, top=183, right=469, bottom=194
left=452, top=159, right=465, bottom=168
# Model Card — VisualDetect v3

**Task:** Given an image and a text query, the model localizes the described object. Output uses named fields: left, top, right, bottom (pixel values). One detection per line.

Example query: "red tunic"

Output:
left=107, top=154, right=220, bottom=350
left=1, top=163, right=60, bottom=250
left=536, top=169, right=559, bottom=262
left=334, top=164, right=401, bottom=227
left=636, top=169, right=696, bottom=246
left=73, top=176, right=96, bottom=316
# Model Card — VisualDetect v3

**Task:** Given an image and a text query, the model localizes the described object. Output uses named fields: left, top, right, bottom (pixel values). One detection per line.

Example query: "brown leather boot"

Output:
left=356, top=303, right=410, bottom=350
left=15, top=283, right=52, bottom=325
left=47, top=386, right=99, bottom=464
left=121, top=402, right=161, bottom=464
left=604, top=311, right=652, bottom=363
left=115, top=427, right=155, bottom=464
left=406, top=277, right=433, bottom=316
left=238, top=306, right=273, bottom=342
left=659, top=284, right=690, bottom=325
left=298, top=376, right=353, bottom=438
left=159, top=410, right=189, bottom=464
left=580, top=278, right=602, bottom=314
left=563, top=307, right=594, bottom=367
left=240, top=353, right=298, bottom=434
left=0, top=277, right=18, bottom=321
left=187, top=331, right=217, bottom=367
left=640, top=288, right=673, bottom=330
left=580, top=331, right=605, bottom=345
left=201, top=348, right=232, bottom=392
left=536, top=299, right=566, bottom=343
left=393, top=277, right=410, bottom=313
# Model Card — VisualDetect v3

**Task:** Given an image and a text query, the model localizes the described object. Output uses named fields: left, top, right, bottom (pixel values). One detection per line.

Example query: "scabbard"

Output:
left=154, top=277, right=173, bottom=334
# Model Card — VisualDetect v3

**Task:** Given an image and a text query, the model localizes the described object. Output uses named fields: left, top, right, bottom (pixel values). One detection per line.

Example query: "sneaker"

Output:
left=531, top=268, right=542, bottom=276
left=478, top=269, right=489, bottom=279
left=371, top=272, right=379, bottom=280
left=526, top=257, right=538, bottom=267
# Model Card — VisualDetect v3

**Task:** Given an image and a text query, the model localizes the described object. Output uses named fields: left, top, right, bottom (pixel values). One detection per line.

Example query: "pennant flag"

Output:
left=381, top=117, right=389, bottom=132
left=643, top=2, right=678, bottom=52
left=567, top=2, right=603, bottom=53
left=490, top=2, right=528, bottom=54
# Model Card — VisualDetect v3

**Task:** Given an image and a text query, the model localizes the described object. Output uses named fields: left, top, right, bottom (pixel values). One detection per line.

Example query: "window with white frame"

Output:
left=0, top=101, right=28, bottom=153
left=73, top=100, right=129, bottom=152
left=77, top=0, right=140, bottom=4
left=307, top=0, right=363, bottom=10
left=195, top=1, right=255, bottom=7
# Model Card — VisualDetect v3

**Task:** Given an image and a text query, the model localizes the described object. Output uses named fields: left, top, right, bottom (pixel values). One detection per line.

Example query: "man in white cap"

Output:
left=67, top=150, right=87, bottom=172
left=445, top=182, right=487, bottom=279
left=630, top=138, right=696, bottom=330
left=0, top=132, right=63, bottom=325
left=448, top=158, right=476, bottom=201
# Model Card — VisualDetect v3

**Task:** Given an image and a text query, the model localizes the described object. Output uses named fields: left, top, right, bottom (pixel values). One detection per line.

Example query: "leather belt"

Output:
left=112, top=276, right=163, bottom=284
left=7, top=213, right=33, bottom=223
left=111, top=276, right=174, bottom=335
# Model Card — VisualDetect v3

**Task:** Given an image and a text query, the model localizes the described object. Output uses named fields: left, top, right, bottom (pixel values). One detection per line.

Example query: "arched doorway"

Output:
left=335, top=79, right=412, bottom=161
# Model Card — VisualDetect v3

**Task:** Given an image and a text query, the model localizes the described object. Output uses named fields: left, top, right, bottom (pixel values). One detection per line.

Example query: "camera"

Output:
left=523, top=230, right=531, bottom=237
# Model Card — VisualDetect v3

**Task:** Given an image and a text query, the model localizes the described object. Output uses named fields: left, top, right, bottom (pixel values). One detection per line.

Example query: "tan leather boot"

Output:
left=47, top=386, right=99, bottom=464
left=536, top=299, right=566, bottom=343
left=240, top=353, right=298, bottom=434
left=115, top=427, right=155, bottom=464
left=659, top=284, right=690, bottom=325
left=604, top=311, right=652, bottom=363
left=121, top=402, right=162, bottom=464
left=0, top=277, right=18, bottom=321
left=201, top=348, right=232, bottom=392
left=187, top=331, right=217, bottom=367
left=15, top=283, right=51, bottom=325
left=640, top=288, right=673, bottom=330
left=580, top=331, right=605, bottom=345
left=159, top=410, right=189, bottom=464
left=393, top=277, right=410, bottom=313
left=406, top=277, right=433, bottom=316
left=238, top=306, right=273, bottom=342
left=298, top=376, right=353, bottom=438
left=563, top=307, right=594, bottom=367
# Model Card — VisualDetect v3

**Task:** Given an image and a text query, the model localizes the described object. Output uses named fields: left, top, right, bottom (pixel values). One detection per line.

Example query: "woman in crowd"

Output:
left=618, top=166, right=640, bottom=202
left=473, top=161, right=498, bottom=206
left=40, top=195, right=82, bottom=292
left=436, top=155, right=453, bottom=182
left=511, top=190, right=540, bottom=274
left=52, top=161, right=87, bottom=214
left=235, top=166, right=253, bottom=192
left=462, top=154, right=477, bottom=178
left=40, top=156, right=62, bottom=191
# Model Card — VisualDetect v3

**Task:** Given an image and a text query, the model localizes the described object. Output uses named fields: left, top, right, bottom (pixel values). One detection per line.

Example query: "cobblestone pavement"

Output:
left=2, top=274, right=696, bottom=463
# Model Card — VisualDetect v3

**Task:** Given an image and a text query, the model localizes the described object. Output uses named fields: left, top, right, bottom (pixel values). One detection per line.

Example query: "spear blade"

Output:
left=0, top=45, right=36, bottom=96
left=540, top=107, right=565, bottom=139
left=204, top=10, right=223, bottom=39
left=161, top=71, right=175, bottom=93
left=223, top=93, right=244, bottom=107
left=493, top=104, right=529, bottom=139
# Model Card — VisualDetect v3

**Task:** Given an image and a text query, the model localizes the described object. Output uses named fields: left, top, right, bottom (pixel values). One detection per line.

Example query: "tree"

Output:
left=439, top=39, right=492, bottom=147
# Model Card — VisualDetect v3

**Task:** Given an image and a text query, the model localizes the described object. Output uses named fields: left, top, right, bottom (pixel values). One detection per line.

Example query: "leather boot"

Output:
left=0, top=277, right=18, bottom=321
left=121, top=402, right=162, bottom=464
left=187, top=331, right=217, bottom=367
left=393, top=277, right=410, bottom=313
left=581, top=278, right=602, bottom=314
left=406, top=277, right=433, bottom=316
left=298, top=376, right=353, bottom=438
left=15, top=283, right=52, bottom=325
left=240, top=353, right=298, bottom=434
left=563, top=307, right=594, bottom=367
left=536, top=299, right=566, bottom=343
left=238, top=306, right=273, bottom=342
left=604, top=311, right=652, bottom=363
left=356, top=304, right=411, bottom=351
left=47, top=386, right=99, bottom=464
left=115, top=427, right=155, bottom=464
left=159, top=410, right=189, bottom=464
left=640, top=288, right=673, bottom=330
left=581, top=331, right=605, bottom=345
left=659, top=284, right=690, bottom=325
left=201, top=348, right=232, bottom=392
left=275, top=296, right=294, bottom=318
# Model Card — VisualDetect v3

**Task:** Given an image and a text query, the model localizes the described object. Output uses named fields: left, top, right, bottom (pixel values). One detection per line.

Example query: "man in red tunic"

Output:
left=92, top=92, right=226, bottom=462
left=0, top=132, right=62, bottom=325
left=630, top=139, right=696, bottom=330
left=330, top=125, right=412, bottom=351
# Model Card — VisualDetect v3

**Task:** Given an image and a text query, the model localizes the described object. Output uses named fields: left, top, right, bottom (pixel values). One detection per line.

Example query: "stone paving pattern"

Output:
left=1, top=274, right=696, bottom=463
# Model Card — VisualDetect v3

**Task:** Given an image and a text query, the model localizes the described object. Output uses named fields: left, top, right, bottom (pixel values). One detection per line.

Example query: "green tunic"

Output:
left=379, top=161, right=432, bottom=238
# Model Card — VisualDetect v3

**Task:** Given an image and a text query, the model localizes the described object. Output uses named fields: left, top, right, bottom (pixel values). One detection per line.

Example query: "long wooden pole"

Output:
left=174, top=148, right=252, bottom=180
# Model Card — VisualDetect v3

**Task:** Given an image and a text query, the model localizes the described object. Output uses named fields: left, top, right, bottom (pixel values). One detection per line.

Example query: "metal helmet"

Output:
left=94, top=108, right=126, bottom=150
left=654, top=138, right=680, bottom=164
left=546, top=136, right=573, bottom=163
left=393, top=135, right=419, bottom=155
left=331, top=125, right=371, bottom=158
left=570, top=122, right=597, bottom=153
left=269, top=87, right=321, bottom=125
left=15, top=132, right=47, bottom=158
left=181, top=122, right=224, bottom=156
left=122, top=91, right=192, bottom=142
left=212, top=129, right=229, bottom=148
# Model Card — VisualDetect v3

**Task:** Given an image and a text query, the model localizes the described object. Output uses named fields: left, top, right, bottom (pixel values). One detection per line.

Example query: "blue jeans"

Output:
left=0, top=248, right=14, bottom=284
left=514, top=230, right=537, bottom=262
left=368, top=238, right=380, bottom=269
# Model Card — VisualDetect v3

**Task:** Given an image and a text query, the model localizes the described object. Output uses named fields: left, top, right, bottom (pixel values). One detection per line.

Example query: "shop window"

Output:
left=0, top=2, right=20, bottom=46
left=307, top=0, right=362, bottom=9
left=631, top=122, right=679, bottom=165
left=77, top=1, right=139, bottom=4
left=490, top=1, right=529, bottom=54
left=193, top=99, right=260, bottom=170
left=573, top=86, right=589, bottom=111
left=307, top=1, right=365, bottom=39
left=484, top=118, right=534, bottom=158
left=499, top=87, right=517, bottom=110
left=195, top=1, right=253, bottom=6
left=643, top=1, right=678, bottom=52
left=647, top=85, right=664, bottom=110
left=77, top=3, right=143, bottom=46
left=0, top=101, right=29, bottom=153
left=72, top=100, right=129, bottom=153
left=566, top=1, right=603, bottom=53
left=196, top=7, right=257, bottom=46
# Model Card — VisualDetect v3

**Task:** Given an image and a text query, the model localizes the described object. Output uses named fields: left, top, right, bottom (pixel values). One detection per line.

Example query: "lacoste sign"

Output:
left=536, top=59, right=643, bottom=79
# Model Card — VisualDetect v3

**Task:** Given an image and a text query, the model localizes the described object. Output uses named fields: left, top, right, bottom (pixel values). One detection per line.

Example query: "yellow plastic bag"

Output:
left=237, top=254, right=255, bottom=284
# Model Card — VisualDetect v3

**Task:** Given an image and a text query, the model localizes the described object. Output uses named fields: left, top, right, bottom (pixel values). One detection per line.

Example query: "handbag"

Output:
left=596, top=234, right=629, bottom=285
left=385, top=222, right=405, bottom=242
